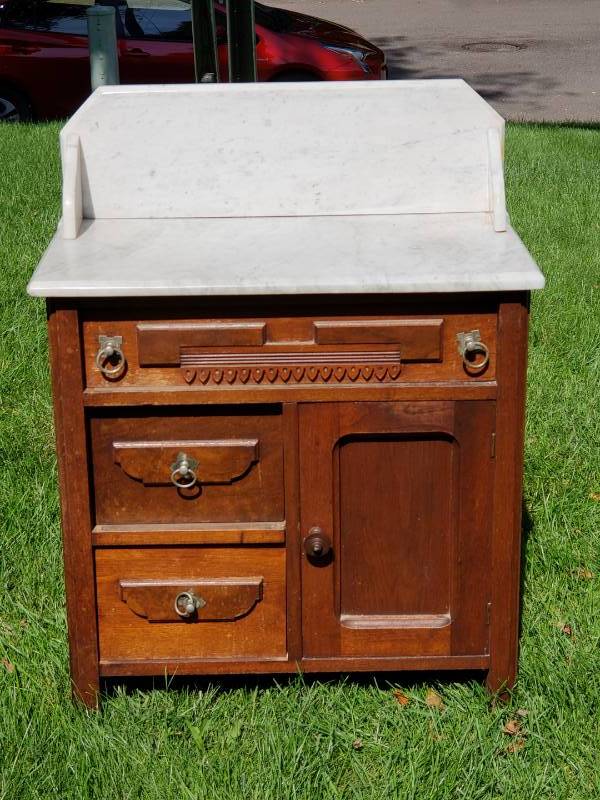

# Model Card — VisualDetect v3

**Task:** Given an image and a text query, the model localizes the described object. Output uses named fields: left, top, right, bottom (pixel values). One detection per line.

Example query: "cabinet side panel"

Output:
left=487, top=296, right=529, bottom=692
left=48, top=304, right=99, bottom=707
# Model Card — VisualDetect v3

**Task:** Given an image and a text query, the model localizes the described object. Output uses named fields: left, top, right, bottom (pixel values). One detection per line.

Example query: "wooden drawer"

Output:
left=89, top=407, right=284, bottom=524
left=96, top=547, right=286, bottom=662
left=83, top=310, right=497, bottom=391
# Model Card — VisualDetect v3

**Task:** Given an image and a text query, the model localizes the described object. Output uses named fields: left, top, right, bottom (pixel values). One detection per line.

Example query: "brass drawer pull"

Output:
left=170, top=452, right=198, bottom=489
left=95, top=335, right=126, bottom=378
left=174, top=590, right=205, bottom=618
left=457, top=330, right=490, bottom=373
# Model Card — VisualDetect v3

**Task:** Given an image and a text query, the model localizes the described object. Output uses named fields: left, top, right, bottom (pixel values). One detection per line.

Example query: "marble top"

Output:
left=28, top=213, right=544, bottom=297
left=27, top=80, right=544, bottom=297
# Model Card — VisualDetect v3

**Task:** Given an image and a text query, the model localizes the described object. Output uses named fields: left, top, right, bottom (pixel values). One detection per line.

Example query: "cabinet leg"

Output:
left=485, top=653, right=517, bottom=697
left=72, top=675, right=100, bottom=709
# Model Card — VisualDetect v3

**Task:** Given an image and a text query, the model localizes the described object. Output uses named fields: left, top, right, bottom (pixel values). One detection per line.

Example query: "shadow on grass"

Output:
left=102, top=670, right=488, bottom=701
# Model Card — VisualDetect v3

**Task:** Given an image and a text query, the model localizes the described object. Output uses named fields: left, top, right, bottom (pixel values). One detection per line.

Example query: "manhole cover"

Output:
left=462, top=41, right=524, bottom=52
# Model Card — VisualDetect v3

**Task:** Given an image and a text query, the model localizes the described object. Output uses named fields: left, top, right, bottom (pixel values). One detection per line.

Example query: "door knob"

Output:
left=303, top=527, right=332, bottom=559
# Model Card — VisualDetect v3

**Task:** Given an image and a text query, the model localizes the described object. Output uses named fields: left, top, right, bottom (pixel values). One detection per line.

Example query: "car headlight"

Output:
left=323, top=44, right=373, bottom=73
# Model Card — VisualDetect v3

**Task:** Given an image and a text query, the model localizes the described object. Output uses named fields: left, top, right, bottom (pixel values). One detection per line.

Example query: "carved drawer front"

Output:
left=83, top=312, right=497, bottom=389
left=96, top=547, right=286, bottom=662
left=90, top=407, right=284, bottom=524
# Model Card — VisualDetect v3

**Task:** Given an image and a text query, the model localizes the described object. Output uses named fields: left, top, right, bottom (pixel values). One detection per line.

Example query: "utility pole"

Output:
left=86, top=5, right=120, bottom=89
left=190, top=0, right=257, bottom=83
left=226, top=0, right=257, bottom=82
left=191, top=0, right=219, bottom=82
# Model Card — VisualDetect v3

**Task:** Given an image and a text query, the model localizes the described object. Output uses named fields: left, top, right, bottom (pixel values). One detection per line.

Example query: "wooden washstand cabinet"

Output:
left=28, top=81, right=544, bottom=707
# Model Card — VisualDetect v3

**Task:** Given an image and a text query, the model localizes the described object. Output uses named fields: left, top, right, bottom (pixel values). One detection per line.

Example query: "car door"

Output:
left=1, top=1, right=91, bottom=118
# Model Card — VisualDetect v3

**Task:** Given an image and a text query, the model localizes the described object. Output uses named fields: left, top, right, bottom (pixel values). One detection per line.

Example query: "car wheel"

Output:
left=0, top=87, right=33, bottom=122
left=271, top=71, right=320, bottom=82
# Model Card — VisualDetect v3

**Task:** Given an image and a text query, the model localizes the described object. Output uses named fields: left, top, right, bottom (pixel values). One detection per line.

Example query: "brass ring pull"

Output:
left=463, top=339, right=489, bottom=372
left=170, top=452, right=198, bottom=489
left=95, top=336, right=126, bottom=378
left=174, top=591, right=204, bottom=618
left=457, top=330, right=490, bottom=373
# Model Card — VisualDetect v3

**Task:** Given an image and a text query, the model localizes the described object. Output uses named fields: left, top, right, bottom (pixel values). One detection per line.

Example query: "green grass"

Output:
left=1, top=121, right=599, bottom=799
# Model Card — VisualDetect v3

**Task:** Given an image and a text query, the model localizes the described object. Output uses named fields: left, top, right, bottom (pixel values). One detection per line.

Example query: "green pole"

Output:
left=86, top=6, right=120, bottom=89
left=227, top=0, right=257, bottom=82
left=191, top=0, right=219, bottom=82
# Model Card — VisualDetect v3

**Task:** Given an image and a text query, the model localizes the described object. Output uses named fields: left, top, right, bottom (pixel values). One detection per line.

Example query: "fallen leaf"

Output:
left=393, top=689, right=410, bottom=706
left=352, top=738, right=363, bottom=751
left=502, top=719, right=522, bottom=736
left=516, top=708, right=529, bottom=718
left=425, top=689, right=445, bottom=710
left=590, top=492, right=600, bottom=502
left=561, top=624, right=573, bottom=637
left=506, top=737, right=526, bottom=753
left=1, top=658, right=14, bottom=673
left=574, top=567, right=594, bottom=580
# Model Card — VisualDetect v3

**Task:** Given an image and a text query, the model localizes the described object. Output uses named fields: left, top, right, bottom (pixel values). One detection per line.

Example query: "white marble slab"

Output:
left=28, top=213, right=544, bottom=297
left=59, top=80, right=505, bottom=227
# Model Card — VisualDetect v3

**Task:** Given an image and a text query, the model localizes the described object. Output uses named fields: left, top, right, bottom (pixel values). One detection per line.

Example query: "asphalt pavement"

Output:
left=275, top=0, right=600, bottom=122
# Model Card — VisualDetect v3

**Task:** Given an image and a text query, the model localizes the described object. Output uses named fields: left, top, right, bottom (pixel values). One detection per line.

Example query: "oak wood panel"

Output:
left=83, top=382, right=498, bottom=407
left=313, top=318, right=442, bottom=358
left=82, top=307, right=497, bottom=390
left=90, top=408, right=284, bottom=524
left=487, top=297, right=529, bottom=693
left=119, top=578, right=263, bottom=621
left=450, top=401, right=496, bottom=656
left=339, top=434, right=454, bottom=616
left=100, top=653, right=490, bottom=677
left=283, top=403, right=303, bottom=663
left=300, top=401, right=457, bottom=658
left=113, top=438, right=259, bottom=485
left=44, top=292, right=529, bottom=701
left=300, top=400, right=494, bottom=660
left=96, top=547, right=287, bottom=661
left=47, top=304, right=99, bottom=707
left=91, top=522, right=286, bottom=546
left=138, top=321, right=267, bottom=365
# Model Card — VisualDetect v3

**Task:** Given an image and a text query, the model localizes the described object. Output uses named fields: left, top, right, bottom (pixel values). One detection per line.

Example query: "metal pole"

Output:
left=227, top=0, right=257, bottom=82
left=86, top=6, right=120, bottom=90
left=191, top=0, right=219, bottom=83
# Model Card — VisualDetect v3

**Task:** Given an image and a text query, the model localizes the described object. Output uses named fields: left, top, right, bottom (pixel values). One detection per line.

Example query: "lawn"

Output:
left=0, top=121, right=599, bottom=800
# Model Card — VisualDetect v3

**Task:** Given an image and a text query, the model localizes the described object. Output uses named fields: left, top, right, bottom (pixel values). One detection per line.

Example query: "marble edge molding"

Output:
left=27, top=274, right=546, bottom=298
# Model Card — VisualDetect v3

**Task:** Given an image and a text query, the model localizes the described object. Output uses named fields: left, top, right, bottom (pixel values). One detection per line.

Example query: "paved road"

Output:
left=275, top=0, right=600, bottom=122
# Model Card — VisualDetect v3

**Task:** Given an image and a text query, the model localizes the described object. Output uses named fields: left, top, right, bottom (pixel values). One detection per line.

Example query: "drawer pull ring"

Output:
left=457, top=329, right=490, bottom=373
left=170, top=452, right=199, bottom=489
left=95, top=335, right=126, bottom=378
left=174, top=591, right=205, bottom=618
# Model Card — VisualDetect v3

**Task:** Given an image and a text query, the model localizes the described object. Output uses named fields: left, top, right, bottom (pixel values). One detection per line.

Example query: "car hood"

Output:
left=255, top=3, right=378, bottom=50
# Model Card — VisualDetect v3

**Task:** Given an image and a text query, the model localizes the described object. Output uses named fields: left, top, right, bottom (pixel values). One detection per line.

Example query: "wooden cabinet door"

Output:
left=299, top=401, right=495, bottom=659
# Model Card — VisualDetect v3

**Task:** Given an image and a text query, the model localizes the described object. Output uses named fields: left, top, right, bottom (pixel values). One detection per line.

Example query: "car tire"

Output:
left=0, top=86, right=33, bottom=122
left=270, top=71, right=320, bottom=82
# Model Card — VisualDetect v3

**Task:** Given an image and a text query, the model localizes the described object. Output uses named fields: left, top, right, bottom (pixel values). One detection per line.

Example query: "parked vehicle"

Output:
left=0, top=0, right=386, bottom=120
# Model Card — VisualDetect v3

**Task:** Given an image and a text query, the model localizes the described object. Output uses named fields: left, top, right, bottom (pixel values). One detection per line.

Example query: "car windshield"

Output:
left=155, top=1, right=300, bottom=33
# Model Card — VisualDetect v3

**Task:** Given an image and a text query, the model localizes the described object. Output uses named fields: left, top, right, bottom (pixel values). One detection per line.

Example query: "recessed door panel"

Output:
left=339, top=434, right=454, bottom=618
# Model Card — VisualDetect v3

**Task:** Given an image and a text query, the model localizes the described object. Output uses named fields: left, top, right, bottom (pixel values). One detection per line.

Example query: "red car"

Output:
left=0, top=0, right=386, bottom=120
